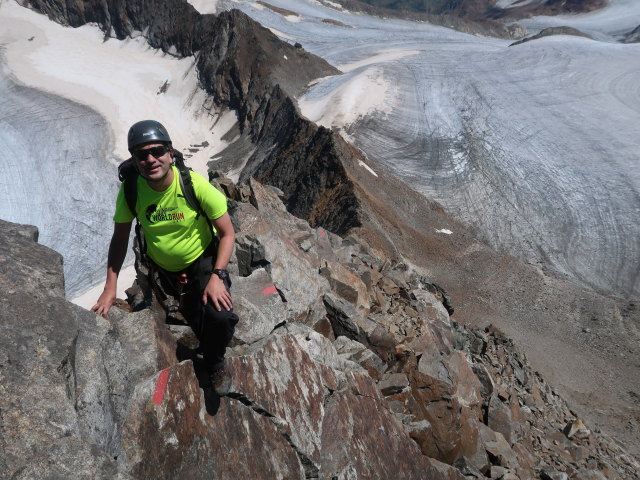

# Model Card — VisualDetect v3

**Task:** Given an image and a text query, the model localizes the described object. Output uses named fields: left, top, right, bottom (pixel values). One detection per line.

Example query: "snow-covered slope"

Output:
left=0, top=1, right=238, bottom=298
left=208, top=0, right=640, bottom=298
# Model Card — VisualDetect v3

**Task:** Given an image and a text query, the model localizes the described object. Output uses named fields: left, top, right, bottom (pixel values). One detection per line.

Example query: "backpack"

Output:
left=117, top=150, right=214, bottom=263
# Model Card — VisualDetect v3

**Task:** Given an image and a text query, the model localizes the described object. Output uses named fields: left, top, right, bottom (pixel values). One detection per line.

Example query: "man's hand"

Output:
left=202, top=274, right=233, bottom=311
left=91, top=287, right=116, bottom=319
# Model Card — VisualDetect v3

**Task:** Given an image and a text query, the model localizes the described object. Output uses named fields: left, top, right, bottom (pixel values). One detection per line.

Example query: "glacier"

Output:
left=209, top=0, right=640, bottom=298
left=0, top=67, right=119, bottom=298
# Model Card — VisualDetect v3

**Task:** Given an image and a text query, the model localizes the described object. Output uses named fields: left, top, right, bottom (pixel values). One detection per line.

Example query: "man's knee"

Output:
left=202, top=304, right=239, bottom=330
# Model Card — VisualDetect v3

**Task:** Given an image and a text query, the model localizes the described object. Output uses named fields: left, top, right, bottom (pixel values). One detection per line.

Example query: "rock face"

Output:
left=2, top=178, right=638, bottom=479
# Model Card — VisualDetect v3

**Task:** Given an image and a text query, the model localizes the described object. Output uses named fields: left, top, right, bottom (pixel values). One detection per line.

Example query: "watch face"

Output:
left=214, top=269, right=229, bottom=279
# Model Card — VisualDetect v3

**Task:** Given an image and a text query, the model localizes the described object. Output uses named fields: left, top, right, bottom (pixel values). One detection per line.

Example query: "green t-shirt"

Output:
left=113, top=166, right=227, bottom=272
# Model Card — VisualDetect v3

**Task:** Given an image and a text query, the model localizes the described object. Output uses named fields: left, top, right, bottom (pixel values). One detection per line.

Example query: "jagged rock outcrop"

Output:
left=0, top=223, right=130, bottom=479
left=2, top=178, right=638, bottom=478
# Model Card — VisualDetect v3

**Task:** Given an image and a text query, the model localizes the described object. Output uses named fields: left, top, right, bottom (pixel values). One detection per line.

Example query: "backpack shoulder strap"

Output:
left=118, top=158, right=147, bottom=263
left=173, top=151, right=217, bottom=248
left=174, top=150, right=207, bottom=220
left=118, top=158, right=138, bottom=218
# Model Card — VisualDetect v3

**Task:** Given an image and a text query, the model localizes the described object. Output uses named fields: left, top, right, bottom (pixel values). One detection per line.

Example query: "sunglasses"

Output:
left=133, top=145, right=170, bottom=160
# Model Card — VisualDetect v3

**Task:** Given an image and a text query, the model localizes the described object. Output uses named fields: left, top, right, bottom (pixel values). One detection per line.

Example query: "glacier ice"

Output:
left=0, top=71, right=121, bottom=298
left=214, top=0, right=640, bottom=298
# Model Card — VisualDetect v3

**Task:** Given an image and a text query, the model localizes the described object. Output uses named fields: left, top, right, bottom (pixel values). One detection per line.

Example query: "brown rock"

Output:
left=228, top=330, right=340, bottom=467
left=563, top=418, right=591, bottom=440
left=121, top=361, right=304, bottom=479
left=524, top=383, right=545, bottom=410
left=379, top=276, right=400, bottom=296
left=320, top=370, right=464, bottom=479
left=448, top=351, right=483, bottom=410
left=373, top=287, right=389, bottom=313
left=210, top=174, right=239, bottom=200
left=405, top=306, right=420, bottom=318
left=490, top=465, right=508, bottom=478
left=378, top=372, right=410, bottom=396
left=312, top=316, right=336, bottom=341
left=333, top=336, right=387, bottom=380
left=511, top=443, right=537, bottom=470
left=407, top=385, right=464, bottom=461
left=540, top=468, right=569, bottom=480
left=479, top=424, right=521, bottom=470
left=501, top=473, right=520, bottom=480
left=472, top=362, right=496, bottom=399
left=573, top=469, right=608, bottom=479
left=355, top=264, right=382, bottom=293
left=488, top=395, right=514, bottom=444
left=320, top=260, right=371, bottom=314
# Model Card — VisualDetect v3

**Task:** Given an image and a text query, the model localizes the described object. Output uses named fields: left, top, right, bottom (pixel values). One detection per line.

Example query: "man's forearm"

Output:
left=210, top=213, right=235, bottom=272
left=103, top=240, right=128, bottom=291
left=214, top=233, right=235, bottom=271
left=92, top=222, right=131, bottom=317
left=104, top=222, right=132, bottom=290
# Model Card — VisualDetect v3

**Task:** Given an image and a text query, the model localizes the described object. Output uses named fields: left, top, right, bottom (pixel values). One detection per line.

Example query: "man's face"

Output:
left=133, top=143, right=173, bottom=183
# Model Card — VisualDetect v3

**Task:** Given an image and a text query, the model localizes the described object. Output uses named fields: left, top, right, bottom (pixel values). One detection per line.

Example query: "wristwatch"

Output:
left=212, top=269, right=230, bottom=281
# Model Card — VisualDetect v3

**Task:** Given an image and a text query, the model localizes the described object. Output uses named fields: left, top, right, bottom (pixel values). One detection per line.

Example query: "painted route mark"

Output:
left=152, top=368, right=170, bottom=405
left=262, top=285, right=277, bottom=296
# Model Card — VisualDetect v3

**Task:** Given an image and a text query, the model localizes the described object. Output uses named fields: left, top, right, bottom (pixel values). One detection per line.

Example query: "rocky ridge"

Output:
left=19, top=0, right=640, bottom=460
left=2, top=177, right=638, bottom=479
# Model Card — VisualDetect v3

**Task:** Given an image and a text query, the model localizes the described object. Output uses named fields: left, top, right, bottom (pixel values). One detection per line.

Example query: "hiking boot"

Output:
left=210, top=366, right=232, bottom=396
left=203, top=385, right=221, bottom=415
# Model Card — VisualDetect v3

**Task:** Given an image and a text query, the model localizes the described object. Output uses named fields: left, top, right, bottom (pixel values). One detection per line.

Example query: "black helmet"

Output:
left=127, top=120, right=172, bottom=151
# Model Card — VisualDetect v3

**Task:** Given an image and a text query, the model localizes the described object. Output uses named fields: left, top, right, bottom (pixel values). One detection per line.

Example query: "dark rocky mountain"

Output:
left=10, top=0, right=640, bottom=474
left=319, top=0, right=526, bottom=38
left=325, top=0, right=604, bottom=37
left=338, top=0, right=605, bottom=21
left=1, top=178, right=637, bottom=478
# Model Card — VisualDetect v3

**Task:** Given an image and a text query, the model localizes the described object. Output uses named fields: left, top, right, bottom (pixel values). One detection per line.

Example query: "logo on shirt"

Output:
left=145, top=204, right=185, bottom=223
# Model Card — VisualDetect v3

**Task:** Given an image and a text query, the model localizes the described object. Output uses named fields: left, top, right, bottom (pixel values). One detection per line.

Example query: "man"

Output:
left=92, top=120, right=238, bottom=397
